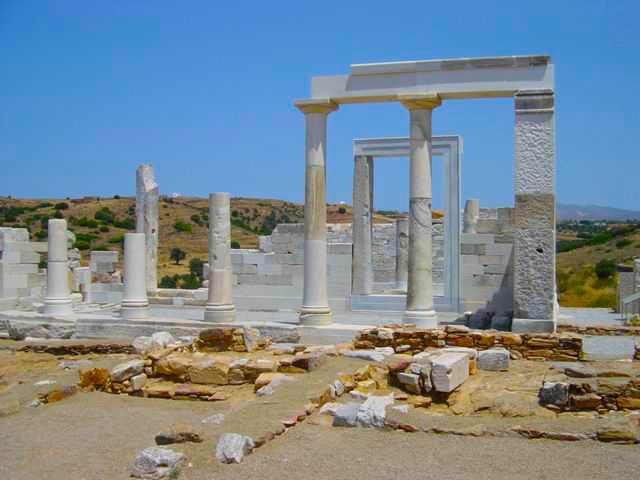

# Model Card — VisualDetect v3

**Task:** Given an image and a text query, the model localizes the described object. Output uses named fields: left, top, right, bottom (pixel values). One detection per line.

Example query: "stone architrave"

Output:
left=512, top=90, right=556, bottom=333
left=204, top=193, right=236, bottom=323
left=294, top=99, right=339, bottom=326
left=399, top=94, right=441, bottom=327
left=120, top=233, right=149, bottom=319
left=136, top=164, right=159, bottom=293
left=462, top=199, right=479, bottom=234
left=352, top=155, right=374, bottom=295
left=43, top=219, right=73, bottom=316
left=395, top=218, right=409, bottom=291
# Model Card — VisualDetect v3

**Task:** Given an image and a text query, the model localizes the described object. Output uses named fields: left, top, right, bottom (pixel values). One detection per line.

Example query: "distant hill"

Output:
left=557, top=203, right=640, bottom=221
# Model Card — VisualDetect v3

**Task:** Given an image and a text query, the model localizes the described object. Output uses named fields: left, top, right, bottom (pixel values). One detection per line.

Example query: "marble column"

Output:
left=399, top=94, right=441, bottom=327
left=395, top=217, right=409, bottom=291
left=136, top=164, right=159, bottom=293
left=204, top=192, right=236, bottom=322
left=43, top=219, right=73, bottom=316
left=352, top=155, right=374, bottom=295
left=293, top=99, right=339, bottom=326
left=462, top=199, right=479, bottom=234
left=512, top=89, right=556, bottom=333
left=120, top=233, right=149, bottom=319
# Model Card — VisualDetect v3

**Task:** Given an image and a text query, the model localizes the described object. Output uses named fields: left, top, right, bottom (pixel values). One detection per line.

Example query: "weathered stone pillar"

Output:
left=120, top=233, right=149, bottom=319
left=462, top=199, right=479, bottom=234
left=293, top=99, right=339, bottom=325
left=43, top=219, right=73, bottom=316
left=395, top=217, right=409, bottom=291
left=352, top=155, right=374, bottom=295
left=399, top=94, right=441, bottom=327
left=204, top=193, right=236, bottom=322
left=136, top=164, right=159, bottom=293
left=634, top=258, right=640, bottom=293
left=512, top=89, right=556, bottom=333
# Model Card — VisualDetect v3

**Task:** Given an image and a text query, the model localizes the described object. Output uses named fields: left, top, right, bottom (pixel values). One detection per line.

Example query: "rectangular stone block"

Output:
left=461, top=244, right=485, bottom=255
left=328, top=254, right=351, bottom=266
left=239, top=253, right=267, bottom=265
left=328, top=243, right=352, bottom=254
left=0, top=241, right=47, bottom=253
left=477, top=348, right=510, bottom=371
left=461, top=255, right=479, bottom=265
left=515, top=193, right=555, bottom=229
left=271, top=234, right=291, bottom=244
left=0, top=274, right=27, bottom=289
left=0, top=263, right=38, bottom=275
left=431, top=352, right=469, bottom=393
left=271, top=244, right=292, bottom=254
left=478, top=255, right=503, bottom=265
left=236, top=274, right=293, bottom=286
left=0, top=252, right=40, bottom=264
left=90, top=251, right=119, bottom=263
left=233, top=264, right=258, bottom=275
left=0, top=227, right=29, bottom=243
left=461, top=264, right=485, bottom=275
left=473, top=274, right=507, bottom=288
left=484, top=244, right=513, bottom=256
left=281, top=264, right=304, bottom=276
left=514, top=228, right=555, bottom=320
left=257, top=264, right=282, bottom=276
left=26, top=273, right=46, bottom=288
left=231, top=253, right=244, bottom=265
left=484, top=264, right=511, bottom=275
left=274, top=224, right=304, bottom=235
left=460, top=233, right=495, bottom=244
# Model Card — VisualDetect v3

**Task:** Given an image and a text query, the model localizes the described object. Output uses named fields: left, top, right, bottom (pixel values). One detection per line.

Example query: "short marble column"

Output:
left=293, top=99, right=339, bottom=326
left=204, top=193, right=236, bottom=322
left=136, top=164, right=159, bottom=293
left=462, top=199, right=479, bottom=234
left=352, top=155, right=374, bottom=295
left=512, top=89, right=556, bottom=333
left=399, top=94, right=441, bottom=327
left=120, top=233, right=149, bottom=319
left=43, top=219, right=73, bottom=316
left=395, top=218, right=409, bottom=291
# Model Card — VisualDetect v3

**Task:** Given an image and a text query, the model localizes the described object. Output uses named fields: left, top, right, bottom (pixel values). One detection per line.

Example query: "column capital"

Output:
left=398, top=93, right=441, bottom=110
left=293, top=98, right=339, bottom=115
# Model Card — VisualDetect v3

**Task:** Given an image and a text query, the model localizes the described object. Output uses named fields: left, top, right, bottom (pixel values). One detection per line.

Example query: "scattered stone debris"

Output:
left=477, top=348, right=510, bottom=371
left=34, top=379, right=57, bottom=386
left=215, top=433, right=255, bottom=464
left=201, top=413, right=225, bottom=425
left=343, top=350, right=385, bottom=362
left=133, top=336, right=154, bottom=355
left=58, top=359, right=93, bottom=370
left=539, top=382, right=570, bottom=406
left=155, top=424, right=203, bottom=445
left=151, top=332, right=175, bottom=350
left=130, top=447, right=185, bottom=479
left=17, top=343, right=133, bottom=356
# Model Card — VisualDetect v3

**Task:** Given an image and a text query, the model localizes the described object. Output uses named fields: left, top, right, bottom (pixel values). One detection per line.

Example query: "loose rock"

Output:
left=215, top=433, right=255, bottom=464
left=130, top=447, right=185, bottom=479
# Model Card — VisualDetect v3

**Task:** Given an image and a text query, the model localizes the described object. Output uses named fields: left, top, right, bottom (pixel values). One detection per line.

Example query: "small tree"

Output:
left=54, top=202, right=69, bottom=210
left=189, top=257, right=205, bottom=283
left=231, top=240, right=240, bottom=249
left=338, top=206, right=347, bottom=214
left=594, top=259, right=616, bottom=279
left=170, top=247, right=186, bottom=265
left=159, top=275, right=178, bottom=288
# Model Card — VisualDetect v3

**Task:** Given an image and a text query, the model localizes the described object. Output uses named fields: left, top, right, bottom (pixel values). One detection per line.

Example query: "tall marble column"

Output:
left=462, top=199, right=479, bottom=234
left=204, top=192, right=236, bottom=322
left=352, top=155, right=374, bottom=295
left=136, top=164, right=159, bottom=293
left=512, top=89, right=556, bottom=333
left=43, top=219, right=73, bottom=316
left=395, top=217, right=409, bottom=291
left=120, top=233, right=149, bottom=319
left=399, top=94, right=441, bottom=327
left=293, top=99, right=339, bottom=326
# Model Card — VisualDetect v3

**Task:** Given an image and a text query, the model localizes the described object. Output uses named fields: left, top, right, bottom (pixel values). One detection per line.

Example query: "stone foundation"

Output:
left=354, top=324, right=583, bottom=361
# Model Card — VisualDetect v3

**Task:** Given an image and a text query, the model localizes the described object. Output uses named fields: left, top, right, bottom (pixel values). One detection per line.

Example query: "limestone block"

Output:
left=232, top=264, right=258, bottom=275
left=0, top=227, right=29, bottom=244
left=477, top=348, right=510, bottom=371
left=90, top=251, right=118, bottom=263
left=257, top=264, right=282, bottom=276
left=539, top=382, right=569, bottom=406
left=514, top=228, right=555, bottom=320
left=461, top=244, right=485, bottom=255
left=328, top=243, right=352, bottom=254
left=484, top=264, right=511, bottom=275
left=1, top=252, right=40, bottom=264
left=461, top=255, right=479, bottom=265
left=236, top=274, right=293, bottom=286
left=431, top=352, right=469, bottom=393
left=460, top=233, right=495, bottom=244
left=240, top=253, right=267, bottom=265
left=440, top=346, right=478, bottom=360
left=478, top=255, right=503, bottom=266
left=0, top=242, right=47, bottom=253
left=484, top=244, right=514, bottom=256
left=327, top=254, right=351, bottom=266
left=472, top=274, right=507, bottom=288
left=515, top=110, right=555, bottom=194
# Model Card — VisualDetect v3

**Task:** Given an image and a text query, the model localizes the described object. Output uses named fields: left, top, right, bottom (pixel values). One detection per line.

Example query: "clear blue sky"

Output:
left=1, top=1, right=638, bottom=211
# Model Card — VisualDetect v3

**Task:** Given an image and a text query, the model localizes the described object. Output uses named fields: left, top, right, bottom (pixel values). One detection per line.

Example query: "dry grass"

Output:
left=557, top=265, right=617, bottom=308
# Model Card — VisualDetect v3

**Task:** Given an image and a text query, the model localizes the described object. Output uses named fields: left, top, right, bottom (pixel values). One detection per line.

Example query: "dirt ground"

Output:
left=0, top=345, right=639, bottom=479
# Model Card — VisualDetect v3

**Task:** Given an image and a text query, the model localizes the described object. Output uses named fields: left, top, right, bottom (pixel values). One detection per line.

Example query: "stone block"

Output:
left=477, top=348, right=510, bottom=371
left=461, top=255, right=479, bottom=265
left=257, top=264, right=282, bottom=276
left=461, top=264, right=485, bottom=275
left=460, top=233, right=495, bottom=244
left=271, top=234, right=291, bottom=244
left=236, top=274, right=293, bottom=286
left=327, top=254, right=351, bottom=266
left=490, top=315, right=512, bottom=331
left=90, top=251, right=118, bottom=263
left=0, top=227, right=29, bottom=243
left=271, top=244, right=291, bottom=254
left=0, top=241, right=47, bottom=253
left=461, top=244, right=485, bottom=255
left=484, top=264, right=511, bottom=275
left=1, top=252, right=40, bottom=264
left=232, top=264, right=258, bottom=275
left=478, top=255, right=503, bottom=265
left=440, top=346, right=478, bottom=360
left=473, top=274, right=507, bottom=288
left=431, top=352, right=469, bottom=393
left=328, top=243, right=352, bottom=254
left=539, top=382, right=569, bottom=406
left=484, top=243, right=513, bottom=256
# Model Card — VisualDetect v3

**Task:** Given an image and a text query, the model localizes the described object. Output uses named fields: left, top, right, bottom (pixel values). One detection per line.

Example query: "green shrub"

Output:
left=190, top=214, right=203, bottom=226
left=588, top=293, right=616, bottom=308
left=231, top=210, right=239, bottom=218
left=74, top=240, right=91, bottom=250
left=180, top=274, right=200, bottom=290
left=77, top=217, right=99, bottom=228
left=159, top=275, right=178, bottom=289
left=54, top=202, right=69, bottom=210
left=231, top=241, right=240, bottom=249
left=174, top=220, right=193, bottom=233
left=92, top=245, right=109, bottom=251
left=338, top=207, right=347, bottom=214
left=95, top=208, right=114, bottom=224
left=594, top=259, right=616, bottom=279
left=189, top=258, right=205, bottom=282
left=34, top=230, right=47, bottom=240
left=53, top=210, right=64, bottom=219
left=113, top=217, right=135, bottom=230
left=108, top=235, right=124, bottom=244
left=38, top=260, right=47, bottom=269
left=616, top=239, right=632, bottom=249
left=36, top=202, right=53, bottom=209
left=99, top=225, right=110, bottom=233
